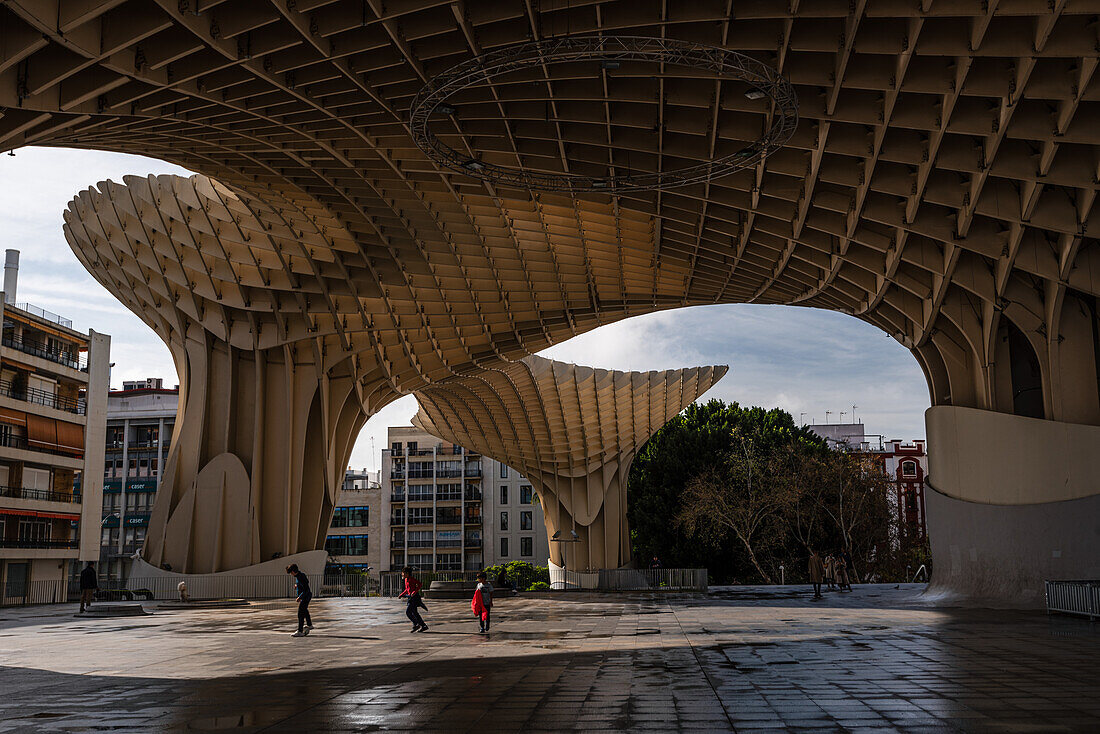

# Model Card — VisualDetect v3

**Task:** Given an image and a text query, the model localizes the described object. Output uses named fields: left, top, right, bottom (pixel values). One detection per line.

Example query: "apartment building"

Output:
left=382, top=425, right=548, bottom=572
left=325, top=468, right=381, bottom=573
left=99, top=379, right=178, bottom=581
left=0, top=250, right=109, bottom=598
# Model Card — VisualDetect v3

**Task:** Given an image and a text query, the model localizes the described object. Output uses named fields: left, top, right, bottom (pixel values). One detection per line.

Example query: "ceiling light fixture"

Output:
left=410, top=35, right=798, bottom=193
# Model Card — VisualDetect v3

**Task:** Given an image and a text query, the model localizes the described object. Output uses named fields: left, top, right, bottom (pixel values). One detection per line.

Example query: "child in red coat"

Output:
left=471, top=571, right=494, bottom=633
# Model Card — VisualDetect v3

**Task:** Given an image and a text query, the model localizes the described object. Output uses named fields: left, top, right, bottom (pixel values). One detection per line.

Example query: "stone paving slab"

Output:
left=0, top=585, right=1097, bottom=732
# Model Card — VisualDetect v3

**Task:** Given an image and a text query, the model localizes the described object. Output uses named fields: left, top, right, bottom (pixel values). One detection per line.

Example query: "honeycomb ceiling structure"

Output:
left=5, top=0, right=1100, bottom=573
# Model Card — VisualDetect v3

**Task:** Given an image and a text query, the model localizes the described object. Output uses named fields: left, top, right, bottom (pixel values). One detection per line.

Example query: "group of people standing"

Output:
left=807, top=549, right=854, bottom=599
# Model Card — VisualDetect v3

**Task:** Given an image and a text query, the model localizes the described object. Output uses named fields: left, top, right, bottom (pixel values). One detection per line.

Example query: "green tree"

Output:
left=627, top=399, right=825, bottom=582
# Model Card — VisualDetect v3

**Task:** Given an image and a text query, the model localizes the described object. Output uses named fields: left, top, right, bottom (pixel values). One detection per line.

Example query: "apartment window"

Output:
left=407, top=441, right=418, bottom=453
left=500, top=486, right=508, bottom=504
left=436, top=483, right=461, bottom=500
left=332, top=506, right=369, bottom=527
left=436, top=553, right=461, bottom=571
left=521, top=536, right=533, bottom=557
left=100, top=527, right=111, bottom=546
left=520, top=511, right=532, bottom=530
left=520, top=485, right=533, bottom=504
left=138, top=458, right=149, bottom=476
left=128, top=459, right=137, bottom=477
left=408, top=530, right=432, bottom=548
left=408, top=507, right=433, bottom=525
left=408, top=484, right=433, bottom=501
left=500, top=537, right=509, bottom=557
left=499, top=464, right=508, bottom=478
left=18, top=519, right=50, bottom=541
left=151, top=458, right=159, bottom=476
left=391, top=442, right=401, bottom=453
left=499, top=511, right=508, bottom=531
left=901, top=460, right=918, bottom=478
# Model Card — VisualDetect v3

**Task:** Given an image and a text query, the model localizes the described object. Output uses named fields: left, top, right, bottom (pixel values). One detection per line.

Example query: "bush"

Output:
left=527, top=581, right=550, bottom=591
left=483, top=560, right=549, bottom=590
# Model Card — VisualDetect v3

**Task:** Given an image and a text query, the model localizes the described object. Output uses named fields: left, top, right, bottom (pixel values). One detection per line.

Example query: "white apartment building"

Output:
left=381, top=425, right=548, bottom=572
left=99, top=379, right=178, bottom=581
left=0, top=250, right=109, bottom=599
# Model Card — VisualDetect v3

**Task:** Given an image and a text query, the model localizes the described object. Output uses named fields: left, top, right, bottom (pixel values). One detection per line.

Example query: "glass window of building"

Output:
left=499, top=463, right=507, bottom=478
left=499, top=511, right=508, bottom=531
left=520, top=485, right=533, bottom=504
left=520, top=511, right=532, bottom=530
left=332, top=506, right=369, bottom=527
left=499, top=486, right=508, bottom=504
left=500, top=537, right=508, bottom=557
left=408, top=507, right=433, bottom=525
left=521, top=537, right=533, bottom=557
left=408, top=483, right=433, bottom=501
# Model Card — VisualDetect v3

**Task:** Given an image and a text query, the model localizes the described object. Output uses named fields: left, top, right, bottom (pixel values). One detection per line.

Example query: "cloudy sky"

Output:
left=1, top=147, right=930, bottom=471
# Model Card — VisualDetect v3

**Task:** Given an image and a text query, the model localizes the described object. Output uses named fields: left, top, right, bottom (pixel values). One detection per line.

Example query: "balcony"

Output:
left=407, top=471, right=433, bottom=479
left=407, top=517, right=432, bottom=527
left=389, top=493, right=405, bottom=502
left=463, top=516, right=482, bottom=526
left=436, top=469, right=462, bottom=478
left=0, top=485, right=81, bottom=503
left=389, top=470, right=405, bottom=479
left=389, top=516, right=406, bottom=525
left=2, top=333, right=86, bottom=371
left=464, top=468, right=483, bottom=478
left=465, top=538, right=483, bottom=548
left=464, top=489, right=482, bottom=501
left=0, top=539, right=79, bottom=549
left=0, top=380, right=84, bottom=414
left=0, top=432, right=82, bottom=459
left=389, top=539, right=405, bottom=549
left=407, top=539, right=434, bottom=548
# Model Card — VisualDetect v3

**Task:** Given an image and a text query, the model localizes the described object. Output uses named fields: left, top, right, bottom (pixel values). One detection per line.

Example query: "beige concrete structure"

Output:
left=3, top=0, right=1100, bottom=598
left=0, top=257, right=109, bottom=599
left=414, top=357, right=727, bottom=570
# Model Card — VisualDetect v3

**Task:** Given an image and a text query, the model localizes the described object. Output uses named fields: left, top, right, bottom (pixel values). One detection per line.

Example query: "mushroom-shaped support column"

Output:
left=413, top=355, right=727, bottom=570
left=64, top=174, right=376, bottom=573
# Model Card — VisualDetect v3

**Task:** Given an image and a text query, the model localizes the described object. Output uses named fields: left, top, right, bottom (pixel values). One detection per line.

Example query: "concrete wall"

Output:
left=925, top=406, right=1100, bottom=607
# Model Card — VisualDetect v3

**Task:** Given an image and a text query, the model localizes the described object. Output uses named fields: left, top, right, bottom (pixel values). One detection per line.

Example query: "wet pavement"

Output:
left=0, top=584, right=1097, bottom=732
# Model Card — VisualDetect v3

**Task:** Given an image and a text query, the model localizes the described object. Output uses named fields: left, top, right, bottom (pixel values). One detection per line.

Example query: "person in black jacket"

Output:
left=79, top=561, right=98, bottom=613
left=286, top=564, right=313, bottom=637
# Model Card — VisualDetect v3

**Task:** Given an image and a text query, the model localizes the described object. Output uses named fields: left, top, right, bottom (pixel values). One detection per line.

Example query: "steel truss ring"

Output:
left=410, top=35, right=799, bottom=194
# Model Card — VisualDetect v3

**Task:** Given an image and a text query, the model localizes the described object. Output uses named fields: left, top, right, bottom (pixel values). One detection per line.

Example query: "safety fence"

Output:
left=1, top=578, right=70, bottom=607
left=1046, top=580, right=1100, bottom=621
left=379, top=570, right=480, bottom=597
left=597, top=567, right=708, bottom=592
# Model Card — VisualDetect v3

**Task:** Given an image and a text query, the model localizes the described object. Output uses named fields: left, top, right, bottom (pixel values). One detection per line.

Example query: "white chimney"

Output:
left=3, top=249, right=17, bottom=305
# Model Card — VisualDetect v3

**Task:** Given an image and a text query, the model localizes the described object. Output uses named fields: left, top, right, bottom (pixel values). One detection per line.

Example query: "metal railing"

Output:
left=1046, top=580, right=1100, bottom=621
left=596, top=568, right=708, bottom=592
left=1, top=578, right=70, bottom=606
left=0, top=539, right=79, bottom=549
left=379, top=569, right=481, bottom=596
left=0, top=379, right=83, bottom=414
left=12, top=303, right=73, bottom=328
left=0, top=485, right=81, bottom=503
left=0, top=431, right=83, bottom=458
left=1, top=333, right=86, bottom=370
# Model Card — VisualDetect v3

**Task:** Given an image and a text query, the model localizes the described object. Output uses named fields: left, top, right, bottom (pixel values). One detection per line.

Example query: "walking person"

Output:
left=78, top=561, right=98, bottom=613
left=398, top=566, right=429, bottom=633
left=808, top=549, right=825, bottom=600
left=286, top=564, right=313, bottom=637
left=472, top=571, right=493, bottom=633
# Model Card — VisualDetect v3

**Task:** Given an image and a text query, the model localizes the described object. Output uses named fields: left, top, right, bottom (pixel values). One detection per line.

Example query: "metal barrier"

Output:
left=0, top=578, right=70, bottom=607
left=597, top=568, right=708, bottom=592
left=1045, top=580, right=1100, bottom=621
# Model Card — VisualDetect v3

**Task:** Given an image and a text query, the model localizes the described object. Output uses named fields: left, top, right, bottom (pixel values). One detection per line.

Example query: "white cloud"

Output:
left=1, top=147, right=930, bottom=473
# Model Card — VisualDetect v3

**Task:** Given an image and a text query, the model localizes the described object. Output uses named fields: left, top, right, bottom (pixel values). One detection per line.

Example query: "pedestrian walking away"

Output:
left=78, top=561, right=98, bottom=613
left=472, top=571, right=493, bottom=633
left=808, top=549, right=825, bottom=599
left=286, top=564, right=313, bottom=637
left=399, top=566, right=429, bottom=633
left=824, top=554, right=836, bottom=590
left=837, top=550, right=853, bottom=591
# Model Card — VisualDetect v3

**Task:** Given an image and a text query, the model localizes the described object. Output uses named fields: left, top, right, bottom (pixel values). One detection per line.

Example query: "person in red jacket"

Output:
left=471, top=571, right=493, bottom=633
left=398, top=566, right=428, bottom=633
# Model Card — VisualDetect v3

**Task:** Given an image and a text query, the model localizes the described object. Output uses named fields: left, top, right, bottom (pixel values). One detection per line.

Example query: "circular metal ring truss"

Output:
left=410, top=35, right=799, bottom=194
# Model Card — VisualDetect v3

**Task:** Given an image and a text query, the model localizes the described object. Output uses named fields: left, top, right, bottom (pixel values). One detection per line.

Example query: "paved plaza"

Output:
left=0, top=585, right=1097, bottom=732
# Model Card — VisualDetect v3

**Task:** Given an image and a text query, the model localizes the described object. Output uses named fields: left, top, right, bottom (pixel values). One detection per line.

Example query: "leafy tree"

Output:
left=628, top=399, right=825, bottom=582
